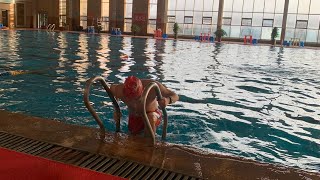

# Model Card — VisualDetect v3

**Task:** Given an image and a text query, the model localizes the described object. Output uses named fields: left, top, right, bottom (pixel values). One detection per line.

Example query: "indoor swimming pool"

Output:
left=0, top=30, right=319, bottom=172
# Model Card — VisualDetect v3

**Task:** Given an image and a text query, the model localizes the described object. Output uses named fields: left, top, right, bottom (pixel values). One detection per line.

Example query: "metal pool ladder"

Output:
left=83, top=76, right=168, bottom=145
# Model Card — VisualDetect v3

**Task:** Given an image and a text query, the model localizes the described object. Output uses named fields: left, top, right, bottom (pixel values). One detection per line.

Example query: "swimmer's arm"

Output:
left=110, top=84, right=121, bottom=100
left=155, top=81, right=179, bottom=107
left=8, top=70, right=46, bottom=76
left=9, top=70, right=26, bottom=76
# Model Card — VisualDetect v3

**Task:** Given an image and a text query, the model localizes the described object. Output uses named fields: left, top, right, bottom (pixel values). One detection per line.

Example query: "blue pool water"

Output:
left=0, top=30, right=319, bottom=172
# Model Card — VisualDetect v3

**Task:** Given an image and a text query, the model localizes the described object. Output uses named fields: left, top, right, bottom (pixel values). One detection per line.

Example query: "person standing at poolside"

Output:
left=110, top=76, right=179, bottom=136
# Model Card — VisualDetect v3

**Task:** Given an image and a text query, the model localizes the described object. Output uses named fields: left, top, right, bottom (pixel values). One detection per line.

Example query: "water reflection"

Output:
left=0, top=31, right=20, bottom=68
left=73, top=33, right=90, bottom=86
left=57, top=32, right=68, bottom=63
left=107, top=36, right=125, bottom=82
left=97, top=35, right=111, bottom=77
left=118, top=37, right=133, bottom=76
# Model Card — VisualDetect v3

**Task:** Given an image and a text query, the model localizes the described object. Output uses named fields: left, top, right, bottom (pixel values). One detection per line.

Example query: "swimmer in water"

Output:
left=110, top=76, right=179, bottom=136
left=0, top=70, right=47, bottom=77
left=120, top=54, right=129, bottom=60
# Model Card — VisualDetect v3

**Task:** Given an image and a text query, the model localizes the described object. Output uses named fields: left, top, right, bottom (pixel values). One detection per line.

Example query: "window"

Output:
left=148, top=0, right=158, bottom=33
left=101, top=0, right=109, bottom=31
left=149, top=0, right=157, bottom=19
left=80, top=0, right=88, bottom=29
left=262, top=19, right=273, bottom=27
left=125, top=18, right=132, bottom=23
left=149, top=19, right=156, bottom=25
left=124, top=0, right=133, bottom=32
left=168, top=16, right=176, bottom=23
left=101, top=17, right=109, bottom=31
left=124, top=18, right=132, bottom=32
left=243, top=0, right=254, bottom=12
left=241, top=18, right=252, bottom=26
left=59, top=0, right=67, bottom=27
left=223, top=17, right=232, bottom=25
left=203, top=17, right=212, bottom=25
left=184, top=16, right=193, bottom=24
left=16, top=3, right=25, bottom=26
left=59, top=15, right=66, bottom=27
left=80, top=16, right=87, bottom=29
left=166, top=0, right=219, bottom=36
left=80, top=16, right=87, bottom=21
left=125, top=0, right=133, bottom=18
left=296, top=20, right=308, bottom=29
left=102, top=17, right=109, bottom=22
left=148, top=19, right=157, bottom=33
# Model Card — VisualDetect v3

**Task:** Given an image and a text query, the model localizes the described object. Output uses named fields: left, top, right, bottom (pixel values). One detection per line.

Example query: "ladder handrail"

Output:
left=50, top=24, right=55, bottom=31
left=84, top=76, right=121, bottom=135
left=47, top=24, right=51, bottom=30
left=141, top=82, right=168, bottom=145
left=84, top=78, right=168, bottom=146
left=47, top=24, right=55, bottom=32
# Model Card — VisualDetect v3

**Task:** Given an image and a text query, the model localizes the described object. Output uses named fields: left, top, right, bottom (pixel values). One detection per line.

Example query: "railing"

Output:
left=141, top=82, right=168, bottom=145
left=47, top=24, right=55, bottom=31
left=51, top=24, right=55, bottom=31
left=83, top=77, right=121, bottom=137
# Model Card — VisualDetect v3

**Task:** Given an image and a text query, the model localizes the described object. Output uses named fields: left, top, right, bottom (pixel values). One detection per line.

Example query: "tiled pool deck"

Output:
left=0, top=110, right=319, bottom=179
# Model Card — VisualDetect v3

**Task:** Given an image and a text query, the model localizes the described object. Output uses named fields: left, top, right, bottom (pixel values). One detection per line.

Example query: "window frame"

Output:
left=241, top=18, right=252, bottom=26
left=262, top=19, right=274, bottom=27
left=148, top=19, right=157, bottom=25
left=222, top=17, right=232, bottom=25
left=168, top=16, right=176, bottom=23
left=102, top=17, right=109, bottom=22
left=296, top=20, right=308, bottom=29
left=80, top=16, right=88, bottom=21
left=184, top=16, right=193, bottom=24
left=202, top=17, right=212, bottom=25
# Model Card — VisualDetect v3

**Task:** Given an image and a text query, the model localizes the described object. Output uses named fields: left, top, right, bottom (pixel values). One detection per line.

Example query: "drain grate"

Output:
left=0, top=131, right=201, bottom=180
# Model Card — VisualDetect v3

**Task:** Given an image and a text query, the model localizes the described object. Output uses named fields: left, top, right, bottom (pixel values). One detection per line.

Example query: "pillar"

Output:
left=69, top=0, right=80, bottom=31
left=109, top=0, right=124, bottom=32
left=217, top=0, right=224, bottom=31
left=9, top=3, right=15, bottom=28
left=132, top=0, right=149, bottom=35
left=32, top=0, right=37, bottom=28
left=156, top=0, right=168, bottom=34
left=280, top=0, right=289, bottom=45
left=25, top=1, right=33, bottom=28
left=87, top=0, right=101, bottom=27
left=66, top=0, right=72, bottom=30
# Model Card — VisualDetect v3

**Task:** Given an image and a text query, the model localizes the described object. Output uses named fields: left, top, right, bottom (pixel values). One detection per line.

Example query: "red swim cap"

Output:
left=123, top=76, right=143, bottom=99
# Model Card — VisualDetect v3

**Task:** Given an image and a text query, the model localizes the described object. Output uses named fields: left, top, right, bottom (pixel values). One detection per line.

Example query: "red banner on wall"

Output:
left=133, top=13, right=147, bottom=22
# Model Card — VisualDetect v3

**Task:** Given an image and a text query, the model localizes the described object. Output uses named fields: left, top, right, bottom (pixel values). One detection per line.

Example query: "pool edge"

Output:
left=0, top=110, right=319, bottom=179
